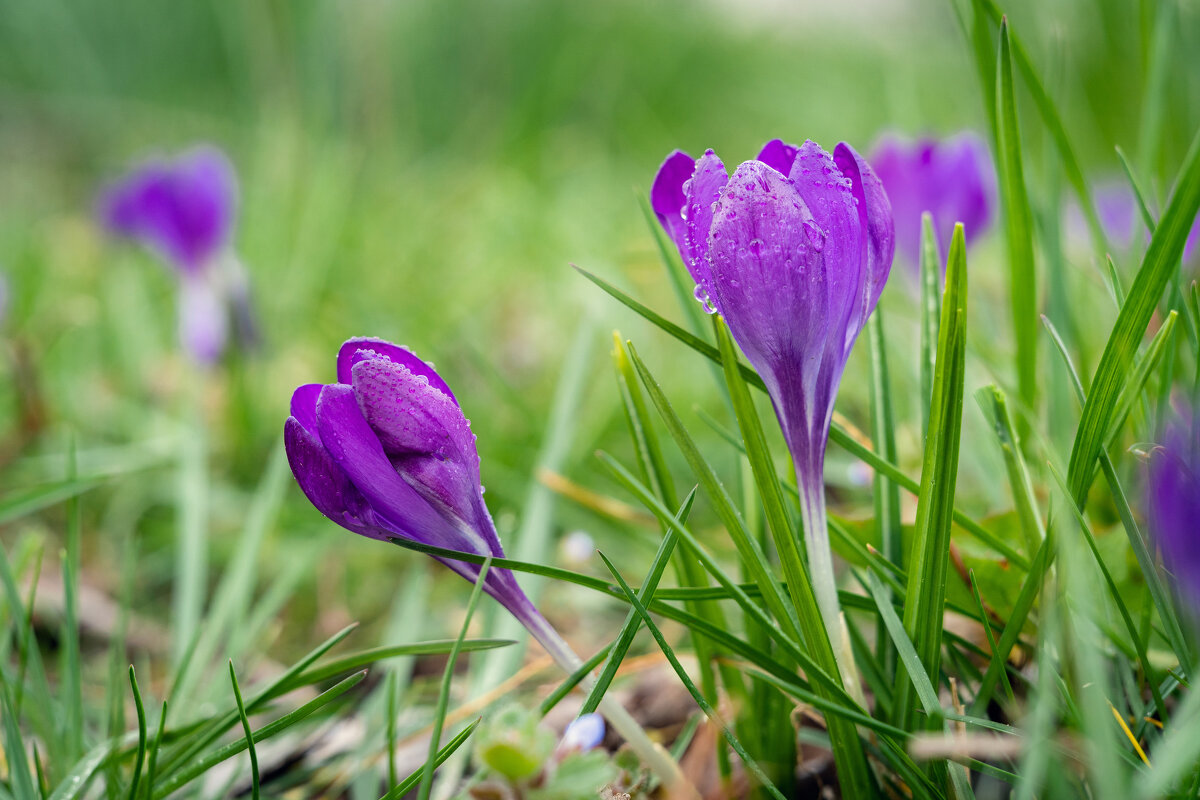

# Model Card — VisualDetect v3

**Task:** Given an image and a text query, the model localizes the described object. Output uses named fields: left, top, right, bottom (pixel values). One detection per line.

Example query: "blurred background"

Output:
left=1, top=0, right=1198, bottom=724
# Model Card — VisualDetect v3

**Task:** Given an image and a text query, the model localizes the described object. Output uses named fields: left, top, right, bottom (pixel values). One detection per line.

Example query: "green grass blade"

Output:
left=967, top=569, right=1014, bottom=707
left=377, top=719, right=481, bottom=800
left=919, top=212, right=943, bottom=439
left=1, top=675, right=38, bottom=800
left=0, top=479, right=100, bottom=526
left=575, top=264, right=1027, bottom=568
left=418, top=557, right=491, bottom=800
left=172, top=414, right=208, bottom=669
left=1045, top=464, right=1167, bottom=722
left=154, top=623, right=358, bottom=783
left=228, top=663, right=260, bottom=800
left=624, top=342, right=802, bottom=640
left=1066, top=124, right=1200, bottom=505
left=867, top=572, right=943, bottom=725
left=637, top=194, right=710, bottom=339
left=611, top=335, right=730, bottom=715
left=539, top=645, right=612, bottom=717
left=580, top=491, right=693, bottom=714
left=143, top=700, right=167, bottom=800
left=125, top=668, right=147, bottom=800
left=597, top=553, right=789, bottom=800
left=281, top=639, right=514, bottom=691
left=896, top=225, right=969, bottom=735
left=970, top=0, right=1109, bottom=256
left=61, top=446, right=84, bottom=766
left=151, top=670, right=367, bottom=800
left=995, top=19, right=1039, bottom=425
left=976, top=386, right=1044, bottom=557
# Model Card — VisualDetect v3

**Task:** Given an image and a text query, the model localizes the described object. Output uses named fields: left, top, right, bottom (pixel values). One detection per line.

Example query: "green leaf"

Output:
left=995, top=18, right=1038, bottom=425
left=897, top=224, right=969, bottom=734
left=61, top=446, right=84, bottom=767
left=1066, top=123, right=1200, bottom=505
left=0, top=479, right=101, bottom=526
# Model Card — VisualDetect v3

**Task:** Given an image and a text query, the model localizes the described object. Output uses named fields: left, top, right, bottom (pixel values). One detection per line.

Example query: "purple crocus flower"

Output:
left=284, top=337, right=685, bottom=789
left=1149, top=410, right=1200, bottom=610
left=98, top=146, right=257, bottom=363
left=869, top=132, right=994, bottom=270
left=651, top=138, right=894, bottom=641
left=1068, top=180, right=1200, bottom=263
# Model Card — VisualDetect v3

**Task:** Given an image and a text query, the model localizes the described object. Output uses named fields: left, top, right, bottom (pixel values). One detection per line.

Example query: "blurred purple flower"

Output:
left=1068, top=181, right=1200, bottom=262
left=651, top=138, right=894, bottom=637
left=1149, top=409, right=1200, bottom=610
left=98, top=146, right=257, bottom=363
left=868, top=132, right=994, bottom=270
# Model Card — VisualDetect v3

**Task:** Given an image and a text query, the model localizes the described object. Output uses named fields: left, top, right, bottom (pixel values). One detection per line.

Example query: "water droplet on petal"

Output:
left=803, top=220, right=826, bottom=251
left=693, top=284, right=717, bottom=314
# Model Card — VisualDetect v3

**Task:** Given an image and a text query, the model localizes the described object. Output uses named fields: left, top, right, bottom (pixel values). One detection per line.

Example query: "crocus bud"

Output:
left=98, top=146, right=257, bottom=364
left=869, top=132, right=994, bottom=270
left=651, top=138, right=894, bottom=640
left=1149, top=410, right=1200, bottom=610
left=284, top=338, right=689, bottom=792
left=284, top=338, right=532, bottom=614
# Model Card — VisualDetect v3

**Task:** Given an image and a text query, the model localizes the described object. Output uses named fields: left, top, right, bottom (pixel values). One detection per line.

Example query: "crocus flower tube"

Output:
left=869, top=132, right=994, bottom=270
left=1149, top=410, right=1200, bottom=611
left=98, top=146, right=257, bottom=363
left=284, top=338, right=686, bottom=792
left=651, top=138, right=895, bottom=643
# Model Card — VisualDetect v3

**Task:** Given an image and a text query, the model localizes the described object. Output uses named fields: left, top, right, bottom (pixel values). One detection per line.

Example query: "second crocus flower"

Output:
left=651, top=138, right=895, bottom=644
left=1149, top=409, right=1200, bottom=612
left=98, top=146, right=258, bottom=364
left=869, top=132, right=994, bottom=270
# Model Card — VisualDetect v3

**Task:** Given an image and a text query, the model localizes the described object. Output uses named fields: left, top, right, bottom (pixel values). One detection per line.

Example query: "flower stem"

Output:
left=797, top=472, right=843, bottom=656
left=513, top=603, right=695, bottom=798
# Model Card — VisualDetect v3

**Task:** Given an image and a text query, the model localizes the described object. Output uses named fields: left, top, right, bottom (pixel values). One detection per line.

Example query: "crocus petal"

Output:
left=790, top=141, right=862, bottom=348
left=336, top=337, right=457, bottom=404
left=756, top=139, right=801, bottom=176
left=284, top=416, right=386, bottom=539
left=315, top=383, right=493, bottom=558
left=178, top=275, right=228, bottom=364
left=650, top=150, right=695, bottom=262
left=834, top=142, right=894, bottom=353
left=684, top=150, right=729, bottom=306
left=1149, top=416, right=1200, bottom=608
left=707, top=159, right=827, bottom=386
left=291, top=384, right=324, bottom=435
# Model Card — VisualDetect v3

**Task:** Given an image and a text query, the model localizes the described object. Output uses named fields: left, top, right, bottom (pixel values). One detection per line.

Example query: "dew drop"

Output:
left=803, top=219, right=826, bottom=251
left=694, top=284, right=718, bottom=314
